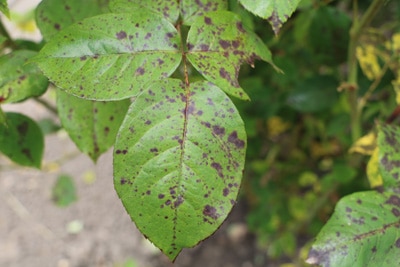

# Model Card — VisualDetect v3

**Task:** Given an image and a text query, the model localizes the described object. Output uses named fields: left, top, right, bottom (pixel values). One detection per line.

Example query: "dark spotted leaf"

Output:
left=36, top=0, right=110, bottom=41
left=186, top=11, right=278, bottom=100
left=31, top=12, right=182, bottom=100
left=378, top=124, right=400, bottom=188
left=57, top=90, right=130, bottom=161
left=110, top=0, right=179, bottom=24
left=0, top=112, right=44, bottom=168
left=0, top=0, right=9, bottom=18
left=180, top=0, right=227, bottom=25
left=0, top=50, right=48, bottom=104
left=238, top=0, right=301, bottom=34
left=52, top=174, right=77, bottom=207
left=114, top=79, right=246, bottom=261
left=307, top=191, right=400, bottom=267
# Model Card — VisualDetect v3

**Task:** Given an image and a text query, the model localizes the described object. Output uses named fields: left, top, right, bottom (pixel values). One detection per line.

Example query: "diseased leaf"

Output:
left=0, top=50, right=48, bottom=104
left=180, top=0, right=228, bottom=25
left=307, top=191, right=400, bottom=267
left=0, top=0, right=9, bottom=18
left=57, top=90, right=130, bottom=161
left=186, top=11, right=277, bottom=100
left=367, top=148, right=384, bottom=188
left=36, top=0, right=110, bottom=40
left=110, top=0, right=179, bottom=24
left=114, top=79, right=246, bottom=261
left=238, top=0, right=301, bottom=34
left=52, top=174, right=77, bottom=207
left=32, top=12, right=182, bottom=101
left=0, top=112, right=44, bottom=168
left=378, top=124, right=400, bottom=188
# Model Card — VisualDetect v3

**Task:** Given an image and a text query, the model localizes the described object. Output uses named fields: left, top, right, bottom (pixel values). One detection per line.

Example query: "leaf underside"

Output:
left=114, top=79, right=246, bottom=260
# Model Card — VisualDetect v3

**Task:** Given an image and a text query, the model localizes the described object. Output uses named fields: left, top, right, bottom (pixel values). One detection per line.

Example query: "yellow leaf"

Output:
left=366, top=148, right=383, bottom=188
left=266, top=116, right=290, bottom=139
left=349, top=132, right=376, bottom=155
left=356, top=44, right=381, bottom=80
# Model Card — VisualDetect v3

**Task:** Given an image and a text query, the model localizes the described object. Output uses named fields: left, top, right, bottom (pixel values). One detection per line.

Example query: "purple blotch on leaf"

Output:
left=116, top=30, right=127, bottom=40
left=228, top=131, right=245, bottom=149
left=203, top=205, right=218, bottom=219
left=386, top=195, right=400, bottom=207
left=204, top=17, right=212, bottom=25
left=213, top=125, right=225, bottom=136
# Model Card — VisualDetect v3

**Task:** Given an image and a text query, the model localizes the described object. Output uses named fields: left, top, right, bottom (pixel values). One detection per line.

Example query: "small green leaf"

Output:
left=114, top=79, right=246, bottom=261
left=180, top=0, right=228, bottom=25
left=32, top=12, right=182, bottom=101
left=110, top=0, right=179, bottom=24
left=378, top=124, right=400, bottom=188
left=0, top=112, right=44, bottom=168
left=36, top=0, right=110, bottom=41
left=52, top=174, right=77, bottom=207
left=307, top=191, right=400, bottom=267
left=0, top=107, right=6, bottom=126
left=0, top=0, right=10, bottom=18
left=286, top=75, right=339, bottom=112
left=187, top=11, right=277, bottom=101
left=238, top=0, right=301, bottom=34
left=0, top=50, right=48, bottom=104
left=57, top=90, right=130, bottom=161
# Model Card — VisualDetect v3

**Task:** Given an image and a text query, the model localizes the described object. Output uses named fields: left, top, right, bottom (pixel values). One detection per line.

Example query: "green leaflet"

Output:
left=114, top=79, right=246, bottom=261
left=57, top=90, right=130, bottom=161
left=0, top=112, right=44, bottom=168
left=32, top=12, right=182, bottom=101
left=52, top=174, right=78, bottom=207
left=0, top=0, right=9, bottom=18
left=0, top=50, right=48, bottom=104
left=308, top=124, right=400, bottom=266
left=180, top=0, right=228, bottom=25
left=238, top=0, right=301, bottom=34
left=378, top=124, right=400, bottom=188
left=187, top=11, right=278, bottom=101
left=307, top=191, right=400, bottom=267
left=36, top=0, right=110, bottom=41
left=110, top=0, right=180, bottom=24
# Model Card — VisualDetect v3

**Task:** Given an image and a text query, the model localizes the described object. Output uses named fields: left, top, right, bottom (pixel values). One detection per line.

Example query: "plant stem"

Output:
left=34, top=97, right=58, bottom=116
left=347, top=0, right=385, bottom=142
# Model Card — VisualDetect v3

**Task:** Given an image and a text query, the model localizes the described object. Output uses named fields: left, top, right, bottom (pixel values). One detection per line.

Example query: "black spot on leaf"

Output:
left=228, top=131, right=245, bottom=148
left=392, top=208, right=400, bottom=217
left=386, top=195, right=400, bottom=207
left=203, top=205, right=218, bottom=219
left=212, top=125, right=225, bottom=136
left=204, top=17, right=212, bottom=25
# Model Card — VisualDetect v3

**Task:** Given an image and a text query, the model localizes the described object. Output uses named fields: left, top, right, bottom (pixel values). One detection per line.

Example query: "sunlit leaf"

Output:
left=57, top=90, right=130, bottom=161
left=367, top=148, right=384, bottom=188
left=32, top=12, right=182, bottom=101
left=0, top=50, right=48, bottom=104
left=180, top=0, right=227, bottom=25
left=36, top=0, right=110, bottom=40
left=238, top=0, right=301, bottom=34
left=187, top=11, right=278, bottom=100
left=349, top=132, right=377, bottom=155
left=110, top=0, right=179, bottom=24
left=114, top=79, right=246, bottom=261
left=307, top=191, right=400, bottom=267
left=0, top=112, right=44, bottom=168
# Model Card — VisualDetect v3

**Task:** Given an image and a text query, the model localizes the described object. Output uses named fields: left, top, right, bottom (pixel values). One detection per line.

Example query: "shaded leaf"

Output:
left=307, top=191, right=400, bottom=267
left=0, top=0, right=9, bottom=18
left=32, top=12, right=181, bottom=101
left=186, top=11, right=277, bottom=100
left=57, top=90, right=130, bottom=161
left=378, top=124, right=400, bottom=188
left=52, top=174, right=77, bottom=207
left=110, top=0, right=179, bottom=24
left=0, top=50, right=48, bottom=104
left=180, top=0, right=228, bottom=25
left=286, top=75, right=339, bottom=112
left=36, top=0, right=110, bottom=40
left=114, top=79, right=246, bottom=261
left=238, top=0, right=301, bottom=34
left=0, top=112, right=44, bottom=168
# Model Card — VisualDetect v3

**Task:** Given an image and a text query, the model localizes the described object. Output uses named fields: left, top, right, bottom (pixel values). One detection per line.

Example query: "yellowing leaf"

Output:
left=356, top=45, right=381, bottom=80
left=267, top=116, right=290, bottom=139
left=366, top=148, right=383, bottom=188
left=349, top=132, right=376, bottom=155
